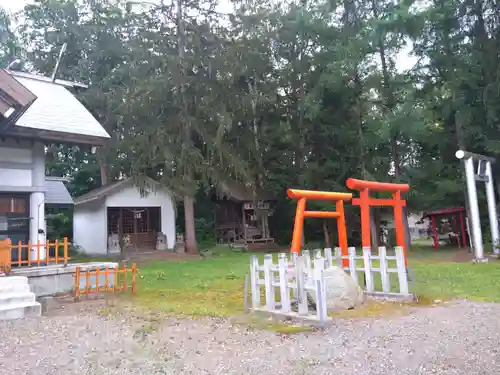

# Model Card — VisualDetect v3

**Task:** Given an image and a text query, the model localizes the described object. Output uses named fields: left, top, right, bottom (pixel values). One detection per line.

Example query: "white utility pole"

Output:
left=456, top=150, right=500, bottom=262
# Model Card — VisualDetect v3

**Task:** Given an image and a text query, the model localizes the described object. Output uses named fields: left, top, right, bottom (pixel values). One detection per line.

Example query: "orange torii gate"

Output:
left=346, top=178, right=410, bottom=264
left=287, top=189, right=352, bottom=266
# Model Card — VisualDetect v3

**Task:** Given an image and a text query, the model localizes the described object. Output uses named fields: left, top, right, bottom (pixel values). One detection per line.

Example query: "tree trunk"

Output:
left=369, top=209, right=379, bottom=249
left=176, top=0, right=197, bottom=255
left=323, top=220, right=331, bottom=248
left=100, top=164, right=108, bottom=186
left=183, top=195, right=198, bottom=254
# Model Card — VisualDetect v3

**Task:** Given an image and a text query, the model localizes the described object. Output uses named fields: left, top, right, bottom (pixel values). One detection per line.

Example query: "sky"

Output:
left=0, top=0, right=418, bottom=71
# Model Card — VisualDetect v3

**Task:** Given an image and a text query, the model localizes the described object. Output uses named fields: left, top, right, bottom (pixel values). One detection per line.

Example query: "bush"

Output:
left=195, top=217, right=215, bottom=246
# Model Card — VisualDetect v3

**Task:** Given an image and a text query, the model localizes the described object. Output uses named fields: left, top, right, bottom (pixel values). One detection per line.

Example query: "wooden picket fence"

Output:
left=323, top=246, right=410, bottom=298
left=74, top=264, right=137, bottom=301
left=250, top=251, right=329, bottom=322
left=249, top=246, right=411, bottom=323
left=0, top=238, right=70, bottom=273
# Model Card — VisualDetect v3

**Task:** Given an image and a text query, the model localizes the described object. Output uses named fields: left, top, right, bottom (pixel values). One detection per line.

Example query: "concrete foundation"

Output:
left=0, top=276, right=41, bottom=320
left=10, top=262, right=119, bottom=297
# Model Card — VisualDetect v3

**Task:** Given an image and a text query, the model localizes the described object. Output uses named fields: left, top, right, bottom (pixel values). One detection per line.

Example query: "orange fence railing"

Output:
left=0, top=238, right=70, bottom=273
left=74, top=264, right=138, bottom=301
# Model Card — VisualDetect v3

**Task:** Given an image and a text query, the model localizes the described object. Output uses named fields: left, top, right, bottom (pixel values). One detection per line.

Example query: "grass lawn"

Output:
left=129, top=245, right=500, bottom=318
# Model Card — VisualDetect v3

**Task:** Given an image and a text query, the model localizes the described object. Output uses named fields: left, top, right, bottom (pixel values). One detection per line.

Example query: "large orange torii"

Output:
left=346, top=178, right=410, bottom=264
left=287, top=189, right=352, bottom=266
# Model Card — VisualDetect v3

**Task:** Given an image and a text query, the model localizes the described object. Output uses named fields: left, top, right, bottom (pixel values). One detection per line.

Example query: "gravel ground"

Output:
left=1, top=300, right=500, bottom=375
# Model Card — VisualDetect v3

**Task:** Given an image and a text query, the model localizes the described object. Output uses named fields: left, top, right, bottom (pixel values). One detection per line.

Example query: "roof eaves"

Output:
left=6, top=70, right=88, bottom=89
left=73, top=178, right=133, bottom=205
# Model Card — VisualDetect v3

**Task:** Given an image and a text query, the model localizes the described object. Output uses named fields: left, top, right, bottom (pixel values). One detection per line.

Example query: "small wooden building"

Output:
left=212, top=182, right=275, bottom=246
left=73, top=177, right=176, bottom=255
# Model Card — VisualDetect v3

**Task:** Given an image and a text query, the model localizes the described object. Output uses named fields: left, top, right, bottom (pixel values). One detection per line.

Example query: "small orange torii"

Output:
left=287, top=189, right=352, bottom=266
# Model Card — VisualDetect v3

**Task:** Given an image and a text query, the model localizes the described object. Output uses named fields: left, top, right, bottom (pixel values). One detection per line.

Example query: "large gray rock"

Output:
left=309, top=266, right=365, bottom=312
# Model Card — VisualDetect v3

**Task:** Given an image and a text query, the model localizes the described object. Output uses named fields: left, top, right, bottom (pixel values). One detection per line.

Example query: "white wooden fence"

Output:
left=249, top=246, right=412, bottom=323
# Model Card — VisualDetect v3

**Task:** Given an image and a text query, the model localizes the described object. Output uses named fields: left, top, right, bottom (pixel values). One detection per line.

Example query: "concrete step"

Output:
left=0, top=283, right=31, bottom=295
left=247, top=242, right=282, bottom=252
left=0, top=276, right=29, bottom=287
left=0, top=302, right=41, bottom=320
left=0, top=292, right=36, bottom=308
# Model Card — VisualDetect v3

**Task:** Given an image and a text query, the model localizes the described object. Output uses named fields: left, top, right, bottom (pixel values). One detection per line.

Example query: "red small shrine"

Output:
left=425, top=207, right=467, bottom=249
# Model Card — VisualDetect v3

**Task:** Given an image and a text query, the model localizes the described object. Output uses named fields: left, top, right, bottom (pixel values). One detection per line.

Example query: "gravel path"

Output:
left=1, top=300, right=500, bottom=375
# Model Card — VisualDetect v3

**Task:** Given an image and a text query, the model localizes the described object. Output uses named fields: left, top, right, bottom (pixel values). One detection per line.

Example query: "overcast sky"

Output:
left=0, top=0, right=418, bottom=71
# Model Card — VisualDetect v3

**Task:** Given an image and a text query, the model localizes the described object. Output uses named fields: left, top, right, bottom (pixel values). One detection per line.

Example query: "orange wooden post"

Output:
left=131, top=264, right=137, bottom=295
left=113, top=267, right=118, bottom=292
left=55, top=239, right=59, bottom=264
left=290, top=197, right=307, bottom=254
left=359, top=189, right=371, bottom=249
left=75, top=267, right=81, bottom=301
left=0, top=238, right=12, bottom=273
left=105, top=266, right=109, bottom=292
left=123, top=265, right=128, bottom=291
left=45, top=241, right=50, bottom=263
left=85, top=269, right=90, bottom=297
left=36, top=240, right=41, bottom=265
left=63, top=237, right=69, bottom=265
left=393, top=191, right=406, bottom=258
left=95, top=268, right=100, bottom=294
left=27, top=241, right=31, bottom=267
left=335, top=200, right=349, bottom=266
left=17, top=242, right=22, bottom=266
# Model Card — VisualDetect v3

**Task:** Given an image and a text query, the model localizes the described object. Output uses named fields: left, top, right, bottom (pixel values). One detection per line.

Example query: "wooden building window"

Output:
left=0, top=197, right=27, bottom=214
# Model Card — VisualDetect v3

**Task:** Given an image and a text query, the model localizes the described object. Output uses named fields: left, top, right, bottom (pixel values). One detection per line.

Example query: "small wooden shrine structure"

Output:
left=424, top=207, right=467, bottom=249
left=212, top=182, right=275, bottom=246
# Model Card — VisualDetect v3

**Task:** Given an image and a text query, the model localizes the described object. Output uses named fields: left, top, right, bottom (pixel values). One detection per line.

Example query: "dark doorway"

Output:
left=107, top=207, right=161, bottom=251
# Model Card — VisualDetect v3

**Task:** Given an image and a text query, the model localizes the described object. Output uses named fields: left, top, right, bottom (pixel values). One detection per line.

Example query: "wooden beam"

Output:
left=303, top=211, right=341, bottom=219
left=0, top=70, right=37, bottom=108
left=347, top=178, right=410, bottom=193
left=352, top=198, right=406, bottom=207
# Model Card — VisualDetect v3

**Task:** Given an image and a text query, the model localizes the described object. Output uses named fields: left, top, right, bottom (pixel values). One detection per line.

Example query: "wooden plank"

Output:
left=395, top=246, right=409, bottom=295
left=290, top=252, right=298, bottom=300
left=278, top=253, right=291, bottom=313
left=263, top=254, right=275, bottom=310
left=352, top=198, right=406, bottom=207
left=0, top=70, right=37, bottom=108
left=348, top=247, right=358, bottom=283
left=303, top=250, right=312, bottom=274
left=363, top=247, right=374, bottom=293
left=249, top=255, right=260, bottom=309
left=313, top=253, right=327, bottom=321
left=296, top=256, right=309, bottom=315
left=303, top=211, right=340, bottom=218
left=324, top=247, right=332, bottom=268
left=334, top=247, right=342, bottom=267
left=378, top=247, right=390, bottom=293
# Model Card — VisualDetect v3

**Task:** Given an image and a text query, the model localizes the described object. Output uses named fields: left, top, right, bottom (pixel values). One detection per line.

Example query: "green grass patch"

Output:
left=134, top=246, right=249, bottom=316
left=129, top=245, right=500, bottom=319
